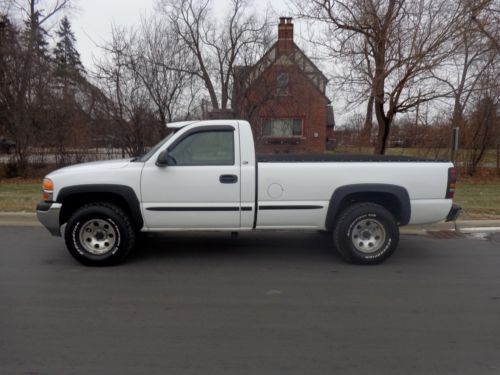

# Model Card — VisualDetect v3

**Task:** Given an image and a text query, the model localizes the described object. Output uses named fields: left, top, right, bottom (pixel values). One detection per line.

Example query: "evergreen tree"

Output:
left=53, top=16, right=84, bottom=75
left=0, top=14, right=17, bottom=52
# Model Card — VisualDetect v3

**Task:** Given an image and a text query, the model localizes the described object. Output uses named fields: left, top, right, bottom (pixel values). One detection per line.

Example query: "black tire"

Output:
left=333, top=202, right=399, bottom=265
left=64, top=202, right=136, bottom=266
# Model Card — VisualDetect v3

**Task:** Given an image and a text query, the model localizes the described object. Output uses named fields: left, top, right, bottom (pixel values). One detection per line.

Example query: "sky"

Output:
left=69, top=0, right=290, bottom=70
left=71, top=0, right=155, bottom=68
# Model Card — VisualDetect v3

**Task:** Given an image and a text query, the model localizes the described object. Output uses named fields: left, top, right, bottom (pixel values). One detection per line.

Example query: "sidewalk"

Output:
left=1, top=212, right=499, bottom=233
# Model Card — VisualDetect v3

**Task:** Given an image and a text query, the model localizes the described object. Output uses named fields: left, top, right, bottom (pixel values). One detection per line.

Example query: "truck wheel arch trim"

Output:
left=325, top=184, right=411, bottom=229
left=57, top=184, right=143, bottom=229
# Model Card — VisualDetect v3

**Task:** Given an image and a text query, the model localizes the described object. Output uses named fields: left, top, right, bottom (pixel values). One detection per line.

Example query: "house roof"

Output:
left=233, top=41, right=330, bottom=105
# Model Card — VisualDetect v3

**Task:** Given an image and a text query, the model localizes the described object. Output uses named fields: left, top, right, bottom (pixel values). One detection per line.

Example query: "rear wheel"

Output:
left=64, top=203, right=135, bottom=266
left=333, top=203, right=399, bottom=264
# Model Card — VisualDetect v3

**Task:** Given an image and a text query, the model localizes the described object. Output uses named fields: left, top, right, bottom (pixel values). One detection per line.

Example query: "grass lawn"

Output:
left=0, top=179, right=499, bottom=219
left=454, top=181, right=500, bottom=219
left=0, top=181, right=40, bottom=212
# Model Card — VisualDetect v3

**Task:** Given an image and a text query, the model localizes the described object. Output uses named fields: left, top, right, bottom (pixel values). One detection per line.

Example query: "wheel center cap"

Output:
left=362, top=231, right=371, bottom=239
left=95, top=231, right=105, bottom=240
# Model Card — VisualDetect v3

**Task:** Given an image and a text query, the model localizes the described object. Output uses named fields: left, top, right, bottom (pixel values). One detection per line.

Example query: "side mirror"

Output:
left=155, top=150, right=169, bottom=167
left=156, top=150, right=176, bottom=167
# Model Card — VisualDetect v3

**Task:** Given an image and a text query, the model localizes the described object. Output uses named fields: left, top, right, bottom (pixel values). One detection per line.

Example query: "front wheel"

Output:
left=64, top=203, right=136, bottom=266
left=333, top=203, right=399, bottom=264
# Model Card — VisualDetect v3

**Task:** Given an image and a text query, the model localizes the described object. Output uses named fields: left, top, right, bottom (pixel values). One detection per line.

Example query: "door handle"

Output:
left=219, top=174, right=238, bottom=184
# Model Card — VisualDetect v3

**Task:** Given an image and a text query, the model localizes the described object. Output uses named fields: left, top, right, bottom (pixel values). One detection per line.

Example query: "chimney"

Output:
left=277, top=17, right=293, bottom=54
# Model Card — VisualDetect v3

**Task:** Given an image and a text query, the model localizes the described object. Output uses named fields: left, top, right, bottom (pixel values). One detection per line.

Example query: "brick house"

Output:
left=232, top=17, right=334, bottom=154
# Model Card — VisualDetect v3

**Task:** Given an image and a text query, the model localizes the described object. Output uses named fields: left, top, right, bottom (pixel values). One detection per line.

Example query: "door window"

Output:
left=168, top=131, right=234, bottom=166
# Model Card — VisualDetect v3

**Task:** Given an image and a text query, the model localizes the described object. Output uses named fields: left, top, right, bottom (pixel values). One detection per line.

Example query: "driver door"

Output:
left=140, top=126, right=241, bottom=230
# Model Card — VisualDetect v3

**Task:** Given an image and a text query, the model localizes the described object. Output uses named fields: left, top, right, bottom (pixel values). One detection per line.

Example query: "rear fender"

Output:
left=325, top=184, right=411, bottom=230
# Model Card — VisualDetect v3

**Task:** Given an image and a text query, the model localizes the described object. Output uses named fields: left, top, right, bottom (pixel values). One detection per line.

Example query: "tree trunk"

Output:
left=158, top=110, right=167, bottom=139
left=221, top=81, right=229, bottom=110
left=204, top=75, right=219, bottom=110
left=374, top=101, right=391, bottom=155
left=363, top=94, right=374, bottom=146
left=373, top=45, right=388, bottom=155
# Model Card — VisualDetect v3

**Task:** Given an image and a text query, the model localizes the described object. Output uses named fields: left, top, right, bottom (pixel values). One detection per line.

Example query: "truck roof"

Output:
left=166, top=121, right=198, bottom=129
left=166, top=119, right=245, bottom=129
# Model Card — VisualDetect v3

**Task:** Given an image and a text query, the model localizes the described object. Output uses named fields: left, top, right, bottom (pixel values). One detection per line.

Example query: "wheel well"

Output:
left=327, top=191, right=407, bottom=230
left=59, top=192, right=140, bottom=230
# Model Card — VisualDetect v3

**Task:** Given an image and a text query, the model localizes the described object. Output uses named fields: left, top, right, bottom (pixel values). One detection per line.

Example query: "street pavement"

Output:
left=1, top=226, right=499, bottom=374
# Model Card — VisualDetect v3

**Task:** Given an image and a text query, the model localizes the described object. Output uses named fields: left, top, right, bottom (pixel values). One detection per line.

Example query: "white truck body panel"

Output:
left=47, top=159, right=143, bottom=206
left=257, top=162, right=452, bottom=227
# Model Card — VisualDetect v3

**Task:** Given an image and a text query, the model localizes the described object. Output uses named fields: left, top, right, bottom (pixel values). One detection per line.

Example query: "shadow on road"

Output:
left=129, top=231, right=341, bottom=264
left=126, top=231, right=459, bottom=266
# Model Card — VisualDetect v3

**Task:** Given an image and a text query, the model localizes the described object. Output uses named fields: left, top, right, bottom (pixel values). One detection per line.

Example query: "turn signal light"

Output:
left=43, top=178, right=54, bottom=191
left=42, top=178, right=54, bottom=201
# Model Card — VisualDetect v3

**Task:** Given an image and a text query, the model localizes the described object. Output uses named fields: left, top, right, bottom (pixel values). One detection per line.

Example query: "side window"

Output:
left=276, top=72, right=289, bottom=96
left=168, top=131, right=234, bottom=166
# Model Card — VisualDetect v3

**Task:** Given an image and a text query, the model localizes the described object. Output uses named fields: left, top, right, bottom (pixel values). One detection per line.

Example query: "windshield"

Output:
left=136, top=132, right=176, bottom=162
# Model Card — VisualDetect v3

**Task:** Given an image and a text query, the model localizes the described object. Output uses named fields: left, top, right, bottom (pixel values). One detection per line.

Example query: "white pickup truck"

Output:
left=37, top=120, right=460, bottom=266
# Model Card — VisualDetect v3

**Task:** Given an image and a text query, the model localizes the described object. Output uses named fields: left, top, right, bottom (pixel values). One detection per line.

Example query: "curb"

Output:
left=401, top=220, right=500, bottom=235
left=0, top=212, right=40, bottom=227
left=1, top=212, right=500, bottom=233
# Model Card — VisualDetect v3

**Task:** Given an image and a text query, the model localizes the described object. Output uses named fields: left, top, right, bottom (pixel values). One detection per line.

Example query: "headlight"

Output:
left=42, top=178, right=54, bottom=201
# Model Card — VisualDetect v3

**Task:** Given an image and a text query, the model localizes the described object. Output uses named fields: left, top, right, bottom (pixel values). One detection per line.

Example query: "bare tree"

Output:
left=431, top=1, right=499, bottom=130
left=294, top=0, right=469, bottom=154
left=0, top=0, right=71, bottom=169
left=94, top=26, right=155, bottom=157
left=129, top=15, right=197, bottom=137
left=94, top=10, right=203, bottom=154
left=462, top=65, right=499, bottom=175
left=467, top=0, right=500, bottom=52
left=158, top=0, right=270, bottom=111
left=0, top=0, right=12, bottom=14
left=94, top=18, right=201, bottom=156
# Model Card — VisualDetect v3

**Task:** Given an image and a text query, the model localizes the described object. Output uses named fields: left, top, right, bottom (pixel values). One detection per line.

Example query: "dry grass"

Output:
left=0, top=181, right=41, bottom=212
left=454, top=181, right=500, bottom=219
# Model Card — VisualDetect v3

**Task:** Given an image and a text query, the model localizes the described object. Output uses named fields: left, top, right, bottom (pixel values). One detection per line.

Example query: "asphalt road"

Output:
left=1, top=227, right=500, bottom=375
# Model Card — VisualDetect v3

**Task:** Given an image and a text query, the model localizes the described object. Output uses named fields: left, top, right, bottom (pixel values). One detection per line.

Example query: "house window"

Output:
left=262, top=119, right=303, bottom=138
left=276, top=72, right=289, bottom=96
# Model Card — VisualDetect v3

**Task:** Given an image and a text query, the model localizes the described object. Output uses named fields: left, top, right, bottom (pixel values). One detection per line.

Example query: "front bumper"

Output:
left=36, top=201, right=62, bottom=237
left=445, top=203, right=462, bottom=222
